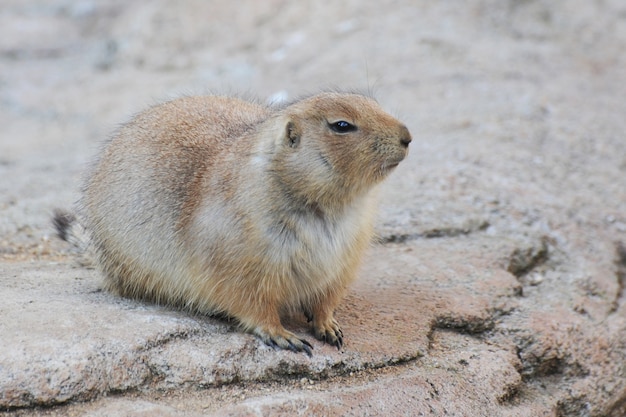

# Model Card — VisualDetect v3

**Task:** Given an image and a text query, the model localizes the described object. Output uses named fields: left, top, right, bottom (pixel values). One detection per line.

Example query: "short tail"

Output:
left=52, top=209, right=76, bottom=242
left=52, top=209, right=92, bottom=262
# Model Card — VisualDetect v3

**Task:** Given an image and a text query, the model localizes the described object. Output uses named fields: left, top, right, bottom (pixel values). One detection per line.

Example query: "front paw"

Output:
left=313, top=318, right=344, bottom=350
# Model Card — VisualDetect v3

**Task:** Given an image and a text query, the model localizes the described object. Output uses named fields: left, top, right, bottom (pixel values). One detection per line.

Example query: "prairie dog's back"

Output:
left=83, top=96, right=270, bottom=291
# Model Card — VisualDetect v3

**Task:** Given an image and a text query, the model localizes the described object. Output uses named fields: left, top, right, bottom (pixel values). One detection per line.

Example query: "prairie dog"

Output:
left=56, top=92, right=411, bottom=355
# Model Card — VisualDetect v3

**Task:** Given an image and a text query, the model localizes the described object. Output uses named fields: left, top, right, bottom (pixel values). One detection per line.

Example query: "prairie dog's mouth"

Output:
left=381, top=152, right=407, bottom=171
left=380, top=160, right=402, bottom=172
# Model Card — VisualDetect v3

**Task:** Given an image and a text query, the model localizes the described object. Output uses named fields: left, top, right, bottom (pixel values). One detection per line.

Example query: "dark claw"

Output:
left=300, top=339, right=313, bottom=357
left=327, top=330, right=343, bottom=350
left=267, top=339, right=279, bottom=350
left=287, top=340, right=300, bottom=353
left=335, top=334, right=343, bottom=350
left=301, top=338, right=313, bottom=349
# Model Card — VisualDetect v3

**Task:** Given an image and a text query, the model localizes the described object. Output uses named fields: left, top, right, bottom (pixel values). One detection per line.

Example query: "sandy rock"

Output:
left=1, top=0, right=626, bottom=416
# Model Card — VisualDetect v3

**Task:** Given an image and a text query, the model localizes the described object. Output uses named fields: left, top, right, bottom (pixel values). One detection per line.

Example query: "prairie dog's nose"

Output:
left=399, top=125, right=412, bottom=148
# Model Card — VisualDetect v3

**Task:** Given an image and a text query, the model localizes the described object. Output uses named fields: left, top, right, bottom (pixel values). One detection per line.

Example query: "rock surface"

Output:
left=1, top=0, right=626, bottom=416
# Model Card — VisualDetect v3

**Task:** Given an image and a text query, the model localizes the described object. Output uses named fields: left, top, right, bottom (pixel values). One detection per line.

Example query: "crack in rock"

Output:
left=609, top=241, right=626, bottom=314
left=434, top=313, right=496, bottom=334
left=556, top=395, right=592, bottom=417
left=506, top=235, right=550, bottom=278
left=512, top=331, right=590, bottom=380
left=379, top=218, right=490, bottom=244
left=433, top=301, right=519, bottom=337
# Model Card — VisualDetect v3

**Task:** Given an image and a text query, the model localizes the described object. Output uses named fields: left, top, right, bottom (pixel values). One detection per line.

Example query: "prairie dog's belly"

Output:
left=185, top=190, right=376, bottom=307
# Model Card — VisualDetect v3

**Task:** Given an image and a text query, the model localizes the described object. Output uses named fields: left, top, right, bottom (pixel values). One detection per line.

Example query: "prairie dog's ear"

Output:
left=285, top=120, right=301, bottom=148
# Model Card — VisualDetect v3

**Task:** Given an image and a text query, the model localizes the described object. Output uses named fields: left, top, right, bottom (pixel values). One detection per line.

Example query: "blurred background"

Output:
left=1, top=0, right=625, bottom=257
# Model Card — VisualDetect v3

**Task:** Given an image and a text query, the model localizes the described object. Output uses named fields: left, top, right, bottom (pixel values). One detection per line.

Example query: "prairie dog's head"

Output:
left=270, top=92, right=411, bottom=207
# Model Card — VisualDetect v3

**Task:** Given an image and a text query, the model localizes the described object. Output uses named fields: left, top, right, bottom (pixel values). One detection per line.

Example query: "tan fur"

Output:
left=81, top=92, right=411, bottom=354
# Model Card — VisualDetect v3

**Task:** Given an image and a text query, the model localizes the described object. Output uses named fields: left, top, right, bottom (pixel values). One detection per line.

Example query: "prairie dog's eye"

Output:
left=329, top=120, right=357, bottom=133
